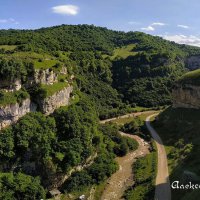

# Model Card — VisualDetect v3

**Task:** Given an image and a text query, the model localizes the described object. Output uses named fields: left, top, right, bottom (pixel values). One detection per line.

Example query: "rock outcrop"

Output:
left=38, top=86, right=73, bottom=115
left=0, top=79, right=22, bottom=92
left=0, top=99, right=37, bottom=129
left=186, top=55, right=200, bottom=70
left=0, top=65, right=73, bottom=130
left=34, top=69, right=58, bottom=85
left=60, top=66, right=68, bottom=75
left=172, top=84, right=200, bottom=109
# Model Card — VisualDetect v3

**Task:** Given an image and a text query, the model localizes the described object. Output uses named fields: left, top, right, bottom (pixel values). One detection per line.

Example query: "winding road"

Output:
left=98, top=111, right=171, bottom=200
left=145, top=114, right=171, bottom=200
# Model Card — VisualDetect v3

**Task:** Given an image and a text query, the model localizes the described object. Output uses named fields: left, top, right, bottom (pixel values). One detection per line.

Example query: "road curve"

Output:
left=145, top=114, right=171, bottom=200
left=100, top=111, right=154, bottom=124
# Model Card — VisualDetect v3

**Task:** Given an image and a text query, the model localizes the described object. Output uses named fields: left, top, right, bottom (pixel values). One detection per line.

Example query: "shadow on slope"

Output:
left=153, top=107, right=200, bottom=200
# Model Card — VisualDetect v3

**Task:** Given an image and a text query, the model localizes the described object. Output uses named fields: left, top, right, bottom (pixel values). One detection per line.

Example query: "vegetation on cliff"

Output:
left=154, top=107, right=200, bottom=200
left=0, top=89, right=29, bottom=107
left=178, top=68, right=200, bottom=86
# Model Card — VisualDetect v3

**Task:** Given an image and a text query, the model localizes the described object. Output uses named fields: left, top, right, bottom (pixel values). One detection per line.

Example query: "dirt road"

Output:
left=100, top=132, right=150, bottom=200
left=145, top=114, right=171, bottom=200
left=100, top=111, right=154, bottom=124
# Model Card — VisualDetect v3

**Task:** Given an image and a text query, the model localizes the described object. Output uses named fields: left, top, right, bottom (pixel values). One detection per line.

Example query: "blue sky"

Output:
left=0, top=0, right=200, bottom=46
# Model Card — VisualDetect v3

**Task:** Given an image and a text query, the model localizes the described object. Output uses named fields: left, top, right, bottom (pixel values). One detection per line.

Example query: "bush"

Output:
left=62, top=171, right=93, bottom=192
left=0, top=172, right=46, bottom=200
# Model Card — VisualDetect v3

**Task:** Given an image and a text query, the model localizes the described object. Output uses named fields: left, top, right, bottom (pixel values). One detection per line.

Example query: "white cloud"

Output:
left=141, top=26, right=155, bottom=31
left=177, top=24, right=189, bottom=29
left=141, top=22, right=166, bottom=32
left=0, top=18, right=19, bottom=25
left=163, top=34, right=200, bottom=47
left=52, top=5, right=79, bottom=16
left=152, top=22, right=166, bottom=26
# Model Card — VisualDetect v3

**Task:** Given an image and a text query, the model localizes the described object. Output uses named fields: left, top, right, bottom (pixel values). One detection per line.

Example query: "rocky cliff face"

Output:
left=34, top=69, right=58, bottom=85
left=0, top=99, right=37, bottom=129
left=0, top=85, right=73, bottom=130
left=0, top=65, right=73, bottom=130
left=186, top=55, right=200, bottom=70
left=172, top=84, right=200, bottom=109
left=38, top=86, right=73, bottom=115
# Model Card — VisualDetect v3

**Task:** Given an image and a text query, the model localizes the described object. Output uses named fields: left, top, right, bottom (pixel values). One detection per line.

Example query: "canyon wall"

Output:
left=186, top=55, right=200, bottom=70
left=172, top=84, right=200, bottom=109
left=34, top=69, right=58, bottom=85
left=0, top=99, right=37, bottom=129
left=37, top=86, right=73, bottom=115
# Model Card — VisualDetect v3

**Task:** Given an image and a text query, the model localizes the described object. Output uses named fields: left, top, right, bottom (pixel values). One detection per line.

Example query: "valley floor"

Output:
left=100, top=133, right=150, bottom=200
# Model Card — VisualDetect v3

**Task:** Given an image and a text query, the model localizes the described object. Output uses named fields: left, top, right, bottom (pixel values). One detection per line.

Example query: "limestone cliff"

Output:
left=37, top=86, right=73, bottom=115
left=172, top=69, right=200, bottom=109
left=0, top=99, right=37, bottom=129
left=34, top=69, right=58, bottom=85
left=0, top=65, right=73, bottom=130
left=172, top=84, right=200, bottom=109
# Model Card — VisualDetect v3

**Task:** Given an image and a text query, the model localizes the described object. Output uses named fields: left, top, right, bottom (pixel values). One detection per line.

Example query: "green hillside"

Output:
left=110, top=44, right=137, bottom=60
left=0, top=25, right=200, bottom=109
left=178, top=69, right=200, bottom=86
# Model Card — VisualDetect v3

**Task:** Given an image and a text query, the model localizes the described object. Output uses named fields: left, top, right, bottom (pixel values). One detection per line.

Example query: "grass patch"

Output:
left=0, top=51, right=55, bottom=64
left=93, top=181, right=107, bottom=200
left=111, top=111, right=157, bottom=125
left=40, top=82, right=68, bottom=98
left=132, top=106, right=152, bottom=112
left=111, top=44, right=137, bottom=60
left=137, top=111, right=158, bottom=122
left=34, top=59, right=58, bottom=70
left=0, top=90, right=29, bottom=107
left=6, top=51, right=50, bottom=59
left=0, top=45, right=17, bottom=50
left=58, top=74, right=69, bottom=82
left=178, top=69, right=200, bottom=86
left=112, top=117, right=135, bottom=125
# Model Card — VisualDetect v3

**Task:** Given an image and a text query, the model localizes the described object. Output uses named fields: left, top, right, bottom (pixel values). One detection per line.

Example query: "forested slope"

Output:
left=0, top=25, right=200, bottom=110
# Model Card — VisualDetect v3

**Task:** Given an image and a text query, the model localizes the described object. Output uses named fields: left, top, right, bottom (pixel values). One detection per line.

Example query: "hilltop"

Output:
left=1, top=25, right=200, bottom=110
